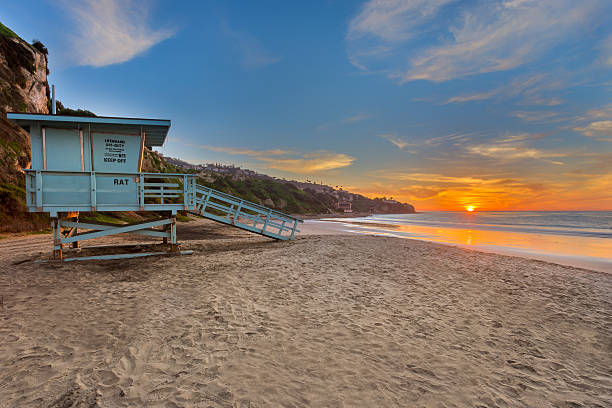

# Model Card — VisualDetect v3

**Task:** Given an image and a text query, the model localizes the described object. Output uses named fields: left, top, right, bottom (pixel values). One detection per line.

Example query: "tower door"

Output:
left=43, top=127, right=85, bottom=171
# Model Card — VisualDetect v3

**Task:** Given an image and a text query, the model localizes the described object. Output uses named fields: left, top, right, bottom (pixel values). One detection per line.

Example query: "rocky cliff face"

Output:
left=0, top=22, right=50, bottom=232
left=0, top=23, right=49, bottom=114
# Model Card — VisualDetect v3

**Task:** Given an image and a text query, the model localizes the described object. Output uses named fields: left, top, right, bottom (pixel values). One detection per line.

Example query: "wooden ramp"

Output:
left=191, top=184, right=302, bottom=240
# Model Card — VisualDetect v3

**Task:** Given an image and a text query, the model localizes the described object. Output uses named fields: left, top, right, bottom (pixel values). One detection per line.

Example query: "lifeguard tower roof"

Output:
left=7, top=113, right=170, bottom=147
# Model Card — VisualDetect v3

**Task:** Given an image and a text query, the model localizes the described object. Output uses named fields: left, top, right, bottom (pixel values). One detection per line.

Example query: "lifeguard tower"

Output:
left=7, top=111, right=302, bottom=261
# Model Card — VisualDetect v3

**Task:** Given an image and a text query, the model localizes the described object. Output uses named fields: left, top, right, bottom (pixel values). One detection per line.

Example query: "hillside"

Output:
left=160, top=157, right=415, bottom=214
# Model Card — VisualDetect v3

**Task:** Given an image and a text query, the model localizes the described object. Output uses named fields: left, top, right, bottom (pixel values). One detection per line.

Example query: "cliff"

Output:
left=0, top=22, right=49, bottom=114
left=0, top=22, right=50, bottom=232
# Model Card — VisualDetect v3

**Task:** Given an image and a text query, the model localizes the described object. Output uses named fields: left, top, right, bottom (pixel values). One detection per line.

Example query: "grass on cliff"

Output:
left=0, top=21, right=19, bottom=39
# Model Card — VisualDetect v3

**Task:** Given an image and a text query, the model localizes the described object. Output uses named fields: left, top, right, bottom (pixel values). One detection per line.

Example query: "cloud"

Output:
left=379, top=172, right=500, bottom=184
left=364, top=169, right=580, bottom=210
left=317, top=113, right=371, bottom=130
left=443, top=72, right=571, bottom=105
left=364, top=171, right=557, bottom=209
left=379, top=134, right=415, bottom=149
left=574, top=105, right=612, bottom=122
left=197, top=145, right=293, bottom=157
left=494, top=132, right=547, bottom=143
left=380, top=131, right=484, bottom=151
left=348, top=0, right=604, bottom=82
left=221, top=21, right=280, bottom=69
left=573, top=120, right=612, bottom=142
left=61, top=0, right=174, bottom=67
left=341, top=114, right=371, bottom=123
left=512, top=111, right=562, bottom=123
left=570, top=105, right=612, bottom=141
left=467, top=144, right=565, bottom=164
left=601, top=33, right=612, bottom=66
left=260, top=152, right=355, bottom=172
left=347, top=0, right=457, bottom=42
left=526, top=97, right=564, bottom=106
left=444, top=89, right=500, bottom=104
left=197, top=145, right=355, bottom=173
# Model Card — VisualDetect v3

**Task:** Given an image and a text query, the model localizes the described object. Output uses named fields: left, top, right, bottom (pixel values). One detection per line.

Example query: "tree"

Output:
left=31, top=39, right=48, bottom=55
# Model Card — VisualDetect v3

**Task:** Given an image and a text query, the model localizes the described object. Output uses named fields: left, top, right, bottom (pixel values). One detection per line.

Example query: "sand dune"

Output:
left=0, top=218, right=610, bottom=407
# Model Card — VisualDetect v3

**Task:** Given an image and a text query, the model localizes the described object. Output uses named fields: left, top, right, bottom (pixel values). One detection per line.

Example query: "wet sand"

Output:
left=0, top=218, right=611, bottom=407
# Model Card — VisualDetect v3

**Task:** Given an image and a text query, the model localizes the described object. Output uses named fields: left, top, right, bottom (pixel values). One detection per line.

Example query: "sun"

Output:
left=465, top=205, right=475, bottom=212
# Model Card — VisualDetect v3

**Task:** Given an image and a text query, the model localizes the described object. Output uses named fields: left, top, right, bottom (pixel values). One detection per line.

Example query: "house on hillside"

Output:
left=336, top=200, right=352, bottom=213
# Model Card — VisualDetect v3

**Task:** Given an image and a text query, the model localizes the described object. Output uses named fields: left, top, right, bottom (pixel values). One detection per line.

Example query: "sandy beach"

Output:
left=1, top=218, right=611, bottom=407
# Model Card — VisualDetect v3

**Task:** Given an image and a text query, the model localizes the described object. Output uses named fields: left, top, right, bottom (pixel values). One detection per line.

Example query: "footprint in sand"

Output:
left=113, top=342, right=154, bottom=397
left=95, top=369, right=119, bottom=386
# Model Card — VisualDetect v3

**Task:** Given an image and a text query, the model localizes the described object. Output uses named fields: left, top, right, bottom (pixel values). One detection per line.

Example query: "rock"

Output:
left=0, top=31, right=49, bottom=114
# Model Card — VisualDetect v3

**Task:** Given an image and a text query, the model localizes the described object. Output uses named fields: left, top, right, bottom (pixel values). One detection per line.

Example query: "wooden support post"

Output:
left=52, top=217, right=63, bottom=260
left=90, top=172, right=97, bottom=211
left=35, top=170, right=43, bottom=211
left=183, top=175, right=189, bottom=210
left=139, top=174, right=145, bottom=210
left=163, top=222, right=169, bottom=245
left=71, top=214, right=80, bottom=248
left=170, top=217, right=178, bottom=252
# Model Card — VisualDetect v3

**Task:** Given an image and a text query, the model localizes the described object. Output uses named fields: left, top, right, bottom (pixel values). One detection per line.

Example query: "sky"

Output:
left=2, top=0, right=612, bottom=211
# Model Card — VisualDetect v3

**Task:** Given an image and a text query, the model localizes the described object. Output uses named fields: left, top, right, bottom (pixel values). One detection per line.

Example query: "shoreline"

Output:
left=302, top=216, right=612, bottom=274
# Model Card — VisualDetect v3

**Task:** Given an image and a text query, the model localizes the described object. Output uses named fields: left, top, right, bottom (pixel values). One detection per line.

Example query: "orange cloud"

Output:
left=573, top=120, right=612, bottom=142
left=197, top=145, right=355, bottom=174
left=352, top=167, right=612, bottom=211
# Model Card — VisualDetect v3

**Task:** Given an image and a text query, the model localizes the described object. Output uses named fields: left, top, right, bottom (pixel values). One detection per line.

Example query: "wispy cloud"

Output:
left=601, top=33, right=612, bottom=66
left=199, top=145, right=293, bottom=157
left=347, top=0, right=456, bottom=42
left=512, top=111, right=562, bottom=123
left=379, top=172, right=503, bottom=184
left=348, top=0, right=605, bottom=82
left=445, top=131, right=567, bottom=165
left=380, top=131, right=485, bottom=151
left=574, top=104, right=612, bottom=122
left=262, top=152, right=355, bottom=173
left=573, top=121, right=612, bottom=142
left=525, top=97, right=564, bottom=106
left=443, top=72, right=570, bottom=106
left=221, top=21, right=280, bottom=69
left=444, top=90, right=500, bottom=104
left=61, top=0, right=174, bottom=67
left=379, top=134, right=415, bottom=149
left=467, top=145, right=564, bottom=164
left=197, top=145, right=355, bottom=173
left=494, top=132, right=547, bottom=143
left=568, top=104, right=612, bottom=141
left=317, top=113, right=371, bottom=130
left=341, top=113, right=371, bottom=123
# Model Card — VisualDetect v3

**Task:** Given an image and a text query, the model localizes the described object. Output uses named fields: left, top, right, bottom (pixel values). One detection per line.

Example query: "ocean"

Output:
left=307, top=211, right=612, bottom=273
